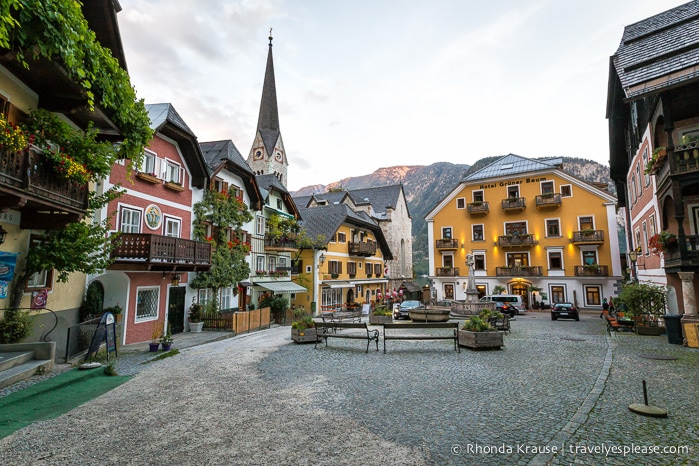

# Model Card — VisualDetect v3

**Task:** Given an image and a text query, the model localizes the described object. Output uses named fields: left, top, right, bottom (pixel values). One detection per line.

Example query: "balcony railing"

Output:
left=467, top=202, right=490, bottom=214
left=498, top=234, right=537, bottom=248
left=574, top=265, right=609, bottom=277
left=435, top=238, right=459, bottom=249
left=501, top=197, right=526, bottom=211
left=572, top=230, right=604, bottom=244
left=535, top=193, right=562, bottom=208
left=264, top=235, right=298, bottom=251
left=663, top=235, right=699, bottom=270
left=0, top=146, right=89, bottom=224
left=348, top=240, right=377, bottom=256
left=436, top=267, right=459, bottom=277
left=496, top=266, right=543, bottom=277
left=110, top=233, right=212, bottom=271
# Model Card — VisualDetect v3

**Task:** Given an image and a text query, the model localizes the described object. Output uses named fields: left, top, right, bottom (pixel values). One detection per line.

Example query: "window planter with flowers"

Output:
left=648, top=231, right=678, bottom=255
left=164, top=180, right=184, bottom=192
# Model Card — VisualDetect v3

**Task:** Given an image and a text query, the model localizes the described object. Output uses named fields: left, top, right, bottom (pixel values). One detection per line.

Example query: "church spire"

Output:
left=256, top=28, right=279, bottom=132
left=248, top=30, right=288, bottom=187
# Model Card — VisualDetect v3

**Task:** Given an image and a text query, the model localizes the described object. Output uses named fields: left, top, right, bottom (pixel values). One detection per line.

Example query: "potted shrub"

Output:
left=149, top=321, right=162, bottom=352
left=369, top=305, right=393, bottom=325
left=291, top=316, right=317, bottom=343
left=616, top=282, right=667, bottom=336
left=188, top=303, right=204, bottom=333
left=160, top=326, right=173, bottom=351
left=458, top=310, right=504, bottom=350
left=648, top=231, right=678, bottom=255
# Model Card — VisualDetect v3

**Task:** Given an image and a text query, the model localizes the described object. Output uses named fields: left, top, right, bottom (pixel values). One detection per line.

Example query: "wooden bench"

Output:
left=605, top=315, right=634, bottom=332
left=320, top=310, right=362, bottom=324
left=382, top=322, right=460, bottom=353
left=314, top=322, right=379, bottom=353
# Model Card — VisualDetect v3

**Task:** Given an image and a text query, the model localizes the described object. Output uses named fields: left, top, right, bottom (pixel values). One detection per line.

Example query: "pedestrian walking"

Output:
left=601, top=297, right=609, bottom=318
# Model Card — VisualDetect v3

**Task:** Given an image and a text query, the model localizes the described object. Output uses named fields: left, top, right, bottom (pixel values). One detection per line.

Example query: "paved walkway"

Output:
left=0, top=313, right=696, bottom=465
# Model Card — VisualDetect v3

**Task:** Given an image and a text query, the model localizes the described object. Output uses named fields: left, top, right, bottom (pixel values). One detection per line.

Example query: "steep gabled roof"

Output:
left=463, top=154, right=562, bottom=181
left=297, top=204, right=393, bottom=260
left=200, top=140, right=262, bottom=209
left=257, top=173, right=300, bottom=219
left=145, top=103, right=208, bottom=188
left=293, top=185, right=410, bottom=219
left=609, top=1, right=699, bottom=101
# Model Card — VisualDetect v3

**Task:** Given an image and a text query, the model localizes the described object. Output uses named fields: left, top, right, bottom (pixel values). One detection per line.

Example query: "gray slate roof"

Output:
left=463, top=154, right=563, bottom=181
left=199, top=140, right=252, bottom=177
left=297, top=204, right=393, bottom=260
left=294, top=185, right=409, bottom=219
left=611, top=1, right=699, bottom=99
left=146, top=103, right=196, bottom=136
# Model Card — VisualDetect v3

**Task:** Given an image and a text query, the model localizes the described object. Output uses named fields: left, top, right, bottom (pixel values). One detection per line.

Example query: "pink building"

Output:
left=92, top=103, right=211, bottom=345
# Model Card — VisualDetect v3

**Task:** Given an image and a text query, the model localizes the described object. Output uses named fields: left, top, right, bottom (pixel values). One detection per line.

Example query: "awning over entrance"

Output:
left=324, top=281, right=352, bottom=289
left=257, top=282, right=308, bottom=293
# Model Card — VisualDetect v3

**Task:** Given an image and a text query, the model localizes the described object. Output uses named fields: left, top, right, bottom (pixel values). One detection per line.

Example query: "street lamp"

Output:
left=628, top=250, right=638, bottom=283
left=317, top=252, right=326, bottom=268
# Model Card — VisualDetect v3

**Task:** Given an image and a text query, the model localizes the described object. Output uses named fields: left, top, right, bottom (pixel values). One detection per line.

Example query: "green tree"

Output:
left=190, top=190, right=253, bottom=301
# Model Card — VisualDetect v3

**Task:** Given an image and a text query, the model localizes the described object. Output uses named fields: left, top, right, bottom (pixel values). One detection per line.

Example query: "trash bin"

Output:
left=664, top=314, right=683, bottom=345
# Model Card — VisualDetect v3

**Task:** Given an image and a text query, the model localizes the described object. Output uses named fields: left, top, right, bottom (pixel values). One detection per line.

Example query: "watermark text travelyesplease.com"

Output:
left=451, top=442, right=690, bottom=457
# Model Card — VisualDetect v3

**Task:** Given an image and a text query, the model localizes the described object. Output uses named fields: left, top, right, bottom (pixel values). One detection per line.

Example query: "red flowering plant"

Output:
left=648, top=231, right=678, bottom=255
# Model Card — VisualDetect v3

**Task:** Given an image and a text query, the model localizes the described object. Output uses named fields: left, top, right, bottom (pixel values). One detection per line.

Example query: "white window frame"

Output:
left=256, top=215, right=265, bottom=236
left=27, top=270, right=49, bottom=288
left=560, top=185, right=572, bottom=197
left=472, top=224, right=484, bottom=241
left=337, top=232, right=347, bottom=243
left=198, top=288, right=214, bottom=305
left=163, top=159, right=183, bottom=184
left=219, top=286, right=234, bottom=310
left=547, top=248, right=565, bottom=272
left=256, top=256, right=265, bottom=272
left=141, top=149, right=157, bottom=175
left=442, top=227, right=452, bottom=239
left=135, top=286, right=160, bottom=321
left=164, top=216, right=181, bottom=238
left=540, top=180, right=554, bottom=194
left=546, top=218, right=561, bottom=237
left=120, top=206, right=142, bottom=233
left=456, top=198, right=466, bottom=209
left=473, top=190, right=484, bottom=202
left=268, top=256, right=277, bottom=272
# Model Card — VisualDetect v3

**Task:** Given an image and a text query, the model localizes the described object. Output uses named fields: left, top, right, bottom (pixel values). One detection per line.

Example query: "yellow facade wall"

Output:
left=431, top=173, right=615, bottom=276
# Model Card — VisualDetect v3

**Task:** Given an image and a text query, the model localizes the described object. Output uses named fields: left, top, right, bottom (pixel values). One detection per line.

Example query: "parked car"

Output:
left=551, top=302, right=579, bottom=321
left=494, top=301, right=516, bottom=318
left=480, top=295, right=524, bottom=315
left=394, top=300, right=423, bottom=320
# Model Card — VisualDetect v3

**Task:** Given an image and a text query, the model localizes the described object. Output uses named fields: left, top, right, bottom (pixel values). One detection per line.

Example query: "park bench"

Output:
left=604, top=313, right=634, bottom=333
left=382, top=322, right=460, bottom=353
left=314, top=322, right=380, bottom=353
left=320, top=310, right=362, bottom=324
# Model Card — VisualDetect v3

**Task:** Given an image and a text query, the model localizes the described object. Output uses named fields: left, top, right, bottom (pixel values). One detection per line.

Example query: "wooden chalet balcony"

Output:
left=654, top=143, right=699, bottom=186
left=467, top=201, right=490, bottom=214
left=435, top=238, right=459, bottom=250
left=0, top=146, right=88, bottom=229
left=436, top=267, right=459, bottom=276
left=498, top=234, right=537, bottom=248
left=264, top=235, right=298, bottom=251
left=535, top=193, right=562, bottom=208
left=572, top=230, right=605, bottom=245
left=496, top=266, right=543, bottom=277
left=501, top=197, right=526, bottom=211
left=574, top=265, right=609, bottom=277
left=348, top=240, right=377, bottom=256
left=663, top=235, right=699, bottom=271
left=110, top=233, right=212, bottom=271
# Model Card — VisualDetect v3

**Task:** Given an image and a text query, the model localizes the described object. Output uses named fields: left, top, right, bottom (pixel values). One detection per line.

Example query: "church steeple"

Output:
left=248, top=30, right=288, bottom=187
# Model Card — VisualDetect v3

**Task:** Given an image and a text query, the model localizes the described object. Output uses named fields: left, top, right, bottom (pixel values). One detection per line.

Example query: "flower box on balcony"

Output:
left=136, top=172, right=160, bottom=184
left=164, top=180, right=184, bottom=192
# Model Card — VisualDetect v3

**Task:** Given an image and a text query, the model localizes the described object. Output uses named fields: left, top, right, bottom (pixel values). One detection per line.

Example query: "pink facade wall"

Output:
left=108, top=134, right=195, bottom=344
left=629, top=138, right=662, bottom=270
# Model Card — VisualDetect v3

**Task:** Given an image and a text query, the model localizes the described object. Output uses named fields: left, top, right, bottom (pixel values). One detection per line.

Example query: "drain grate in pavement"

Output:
left=562, top=337, right=586, bottom=341
left=638, top=354, right=678, bottom=360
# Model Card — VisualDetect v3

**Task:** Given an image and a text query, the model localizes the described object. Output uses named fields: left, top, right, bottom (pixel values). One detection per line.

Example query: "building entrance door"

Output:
left=168, top=286, right=186, bottom=334
left=511, top=282, right=529, bottom=310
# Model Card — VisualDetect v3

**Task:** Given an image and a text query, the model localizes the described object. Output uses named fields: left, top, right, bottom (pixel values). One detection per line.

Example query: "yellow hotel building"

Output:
left=425, top=155, right=621, bottom=310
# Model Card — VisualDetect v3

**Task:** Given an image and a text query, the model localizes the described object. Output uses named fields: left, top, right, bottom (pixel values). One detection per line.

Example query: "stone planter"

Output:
left=189, top=321, right=204, bottom=333
left=291, top=328, right=318, bottom=344
left=458, top=330, right=504, bottom=350
left=369, top=315, right=393, bottom=325
left=409, top=309, right=451, bottom=322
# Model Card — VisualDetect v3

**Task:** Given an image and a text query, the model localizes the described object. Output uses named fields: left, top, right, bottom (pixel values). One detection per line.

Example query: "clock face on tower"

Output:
left=254, top=149, right=263, bottom=160
left=275, top=151, right=283, bottom=162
